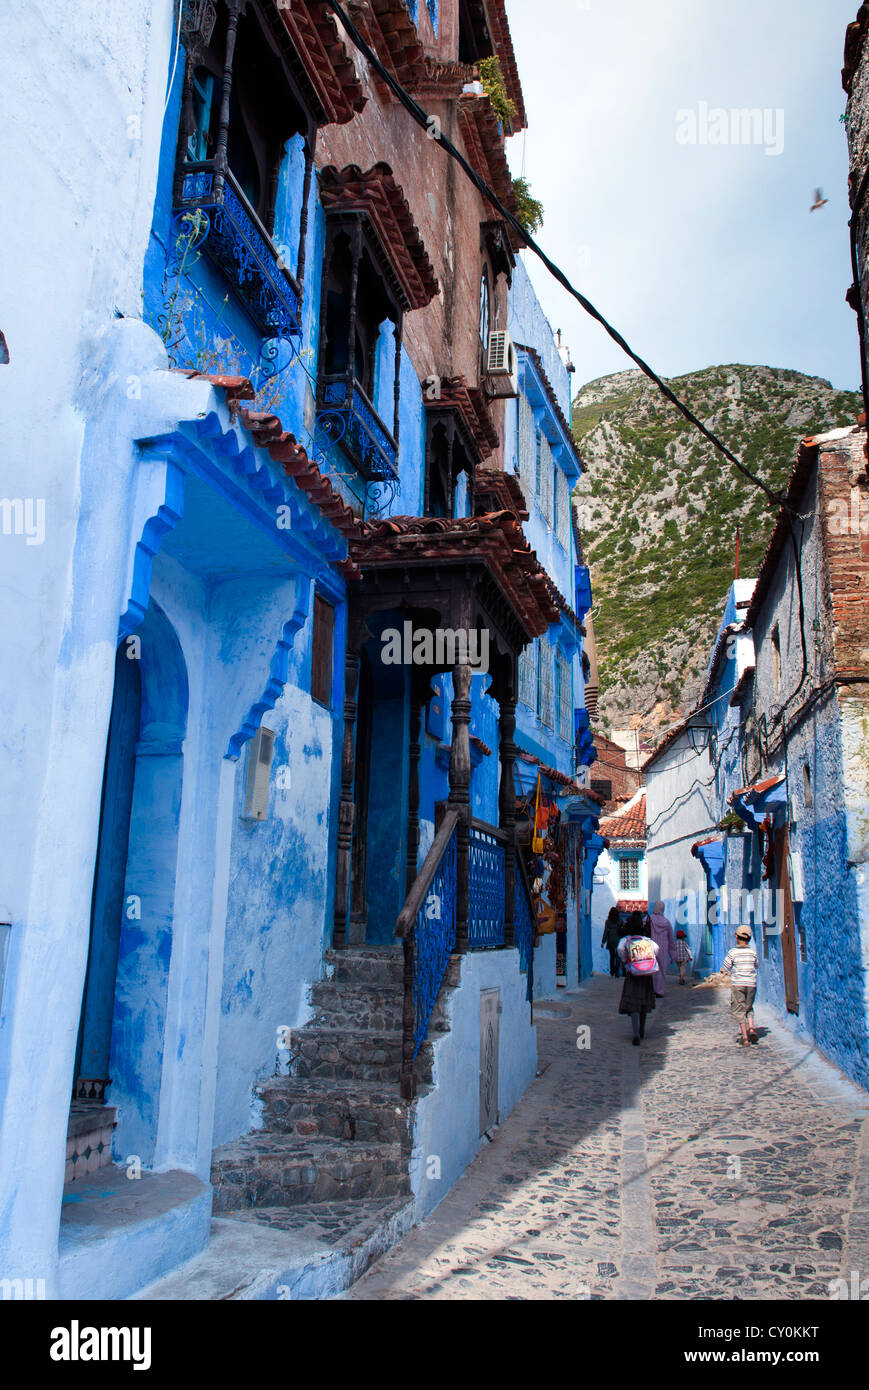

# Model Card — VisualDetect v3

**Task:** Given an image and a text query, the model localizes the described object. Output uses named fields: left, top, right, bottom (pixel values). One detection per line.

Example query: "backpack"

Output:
left=625, top=936, right=657, bottom=975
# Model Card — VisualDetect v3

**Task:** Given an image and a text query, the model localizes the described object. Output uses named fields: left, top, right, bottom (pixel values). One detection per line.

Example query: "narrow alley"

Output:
left=344, top=975, right=869, bottom=1301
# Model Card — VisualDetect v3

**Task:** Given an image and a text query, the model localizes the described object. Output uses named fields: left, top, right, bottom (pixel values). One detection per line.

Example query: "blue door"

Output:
left=73, top=645, right=141, bottom=1095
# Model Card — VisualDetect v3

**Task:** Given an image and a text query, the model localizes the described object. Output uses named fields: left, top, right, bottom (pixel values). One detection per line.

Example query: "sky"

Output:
left=504, top=0, right=862, bottom=393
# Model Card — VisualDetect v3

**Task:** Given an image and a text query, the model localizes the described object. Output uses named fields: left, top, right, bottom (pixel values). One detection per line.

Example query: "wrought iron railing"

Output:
left=396, top=808, right=459, bottom=1099
left=174, top=160, right=302, bottom=339
left=317, top=374, right=399, bottom=483
left=468, top=823, right=506, bottom=949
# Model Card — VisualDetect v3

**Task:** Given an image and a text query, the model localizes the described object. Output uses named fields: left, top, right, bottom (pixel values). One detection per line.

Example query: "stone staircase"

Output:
left=208, top=946, right=459, bottom=1290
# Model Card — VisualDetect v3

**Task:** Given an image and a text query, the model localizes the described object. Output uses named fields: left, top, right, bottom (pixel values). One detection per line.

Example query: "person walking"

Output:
left=721, top=927, right=759, bottom=1046
left=646, top=900, right=677, bottom=997
left=673, top=930, right=693, bottom=985
left=617, top=910, right=660, bottom=1046
left=601, top=906, right=624, bottom=977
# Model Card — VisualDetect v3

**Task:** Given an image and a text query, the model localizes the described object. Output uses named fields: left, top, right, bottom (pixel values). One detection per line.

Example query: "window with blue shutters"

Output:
left=555, top=649, right=572, bottom=743
left=519, top=642, right=536, bottom=710
left=538, top=641, right=555, bottom=729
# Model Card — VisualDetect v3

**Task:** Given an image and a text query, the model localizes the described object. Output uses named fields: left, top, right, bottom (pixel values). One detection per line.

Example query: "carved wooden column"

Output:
left=405, top=694, right=423, bottom=898
left=448, top=661, right=473, bottom=954
left=212, top=0, right=243, bottom=203
left=498, top=666, right=518, bottom=949
left=393, top=314, right=403, bottom=446
left=333, top=628, right=363, bottom=950
left=295, top=144, right=314, bottom=291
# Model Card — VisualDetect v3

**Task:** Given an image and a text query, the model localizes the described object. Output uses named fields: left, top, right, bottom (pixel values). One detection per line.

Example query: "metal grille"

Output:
left=518, top=642, right=536, bottom=709
left=557, top=469, right=571, bottom=551
left=538, top=641, right=555, bottom=729
left=556, top=649, right=572, bottom=744
left=619, top=857, right=640, bottom=892
left=518, top=393, right=535, bottom=501
left=538, top=432, right=553, bottom=524
left=412, top=827, right=457, bottom=1056
left=469, top=827, right=506, bottom=949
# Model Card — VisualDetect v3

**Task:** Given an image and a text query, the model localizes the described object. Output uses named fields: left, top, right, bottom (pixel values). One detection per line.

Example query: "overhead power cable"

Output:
left=324, top=0, right=788, bottom=511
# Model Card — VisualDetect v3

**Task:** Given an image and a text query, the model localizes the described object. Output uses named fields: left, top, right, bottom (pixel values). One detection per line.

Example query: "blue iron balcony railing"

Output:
left=468, top=824, right=506, bottom=950
left=174, top=160, right=302, bottom=339
left=316, top=375, right=399, bottom=483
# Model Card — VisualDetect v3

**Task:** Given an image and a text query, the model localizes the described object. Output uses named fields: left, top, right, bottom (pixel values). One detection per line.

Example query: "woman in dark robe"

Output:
left=617, top=910, right=660, bottom=1045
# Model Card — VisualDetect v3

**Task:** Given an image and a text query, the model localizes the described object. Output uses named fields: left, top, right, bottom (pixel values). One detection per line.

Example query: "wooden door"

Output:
left=775, top=826, right=799, bottom=1014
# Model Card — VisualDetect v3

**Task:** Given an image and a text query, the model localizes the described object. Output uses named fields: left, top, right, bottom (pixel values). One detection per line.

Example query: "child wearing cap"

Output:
left=721, top=927, right=759, bottom=1045
left=673, top=930, right=693, bottom=985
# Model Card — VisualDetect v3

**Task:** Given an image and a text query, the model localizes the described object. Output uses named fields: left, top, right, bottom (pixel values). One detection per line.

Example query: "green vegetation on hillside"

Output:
left=572, top=364, right=861, bottom=731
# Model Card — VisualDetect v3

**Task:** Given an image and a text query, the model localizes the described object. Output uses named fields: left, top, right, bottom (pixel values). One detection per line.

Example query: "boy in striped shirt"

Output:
left=721, top=927, right=759, bottom=1046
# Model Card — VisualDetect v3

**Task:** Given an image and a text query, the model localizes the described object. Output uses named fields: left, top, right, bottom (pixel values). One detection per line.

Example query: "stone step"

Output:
left=289, top=1027, right=432, bottom=1084
left=309, top=980, right=403, bottom=1032
left=255, top=1077, right=412, bottom=1146
left=325, top=948, right=405, bottom=988
left=211, top=1135, right=409, bottom=1211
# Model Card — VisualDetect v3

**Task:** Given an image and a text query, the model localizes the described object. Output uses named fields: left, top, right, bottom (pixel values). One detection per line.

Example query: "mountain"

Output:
left=571, top=364, right=862, bottom=735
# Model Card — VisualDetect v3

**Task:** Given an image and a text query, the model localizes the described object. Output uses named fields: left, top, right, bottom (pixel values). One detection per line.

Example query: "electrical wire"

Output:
left=164, top=0, right=185, bottom=119
left=323, top=0, right=789, bottom=513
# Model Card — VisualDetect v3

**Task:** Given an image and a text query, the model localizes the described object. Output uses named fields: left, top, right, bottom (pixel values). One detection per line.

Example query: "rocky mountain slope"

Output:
left=572, top=364, right=862, bottom=734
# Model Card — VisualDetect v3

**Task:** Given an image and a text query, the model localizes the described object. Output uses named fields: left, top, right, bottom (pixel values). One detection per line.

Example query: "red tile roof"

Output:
left=729, top=775, right=784, bottom=803
left=457, top=96, right=522, bottom=243
left=278, top=2, right=367, bottom=126
left=599, top=793, right=646, bottom=843
left=318, top=163, right=440, bottom=310
left=428, top=377, right=499, bottom=459
left=346, top=0, right=425, bottom=89
left=349, top=512, right=566, bottom=638
left=238, top=409, right=362, bottom=576
left=515, top=747, right=605, bottom=802
left=485, top=0, right=527, bottom=131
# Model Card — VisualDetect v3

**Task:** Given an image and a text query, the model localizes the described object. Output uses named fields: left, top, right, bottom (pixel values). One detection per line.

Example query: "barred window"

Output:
left=518, top=393, right=535, bottom=501
left=555, top=649, right=572, bottom=744
left=538, top=641, right=555, bottom=729
left=556, top=468, right=571, bottom=551
left=518, top=642, right=536, bottom=709
left=619, top=858, right=639, bottom=893
left=538, top=432, right=553, bottom=525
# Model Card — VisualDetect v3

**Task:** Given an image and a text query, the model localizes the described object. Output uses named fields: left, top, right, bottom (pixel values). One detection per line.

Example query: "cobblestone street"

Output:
left=345, top=974, right=869, bottom=1300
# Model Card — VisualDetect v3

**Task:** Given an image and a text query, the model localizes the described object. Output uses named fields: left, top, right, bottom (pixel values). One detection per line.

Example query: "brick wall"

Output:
left=844, top=6, right=869, bottom=398
left=817, top=432, right=869, bottom=697
left=591, top=733, right=644, bottom=808
left=315, top=1, right=510, bottom=461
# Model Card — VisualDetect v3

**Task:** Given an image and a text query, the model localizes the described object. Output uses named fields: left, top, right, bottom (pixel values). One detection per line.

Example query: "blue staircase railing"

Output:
left=397, top=809, right=459, bottom=1098
left=468, top=824, right=506, bottom=949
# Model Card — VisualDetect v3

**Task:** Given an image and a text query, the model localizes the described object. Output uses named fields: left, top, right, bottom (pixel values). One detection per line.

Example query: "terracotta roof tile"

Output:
left=318, top=162, right=439, bottom=310
left=278, top=1, right=367, bottom=126
left=599, top=793, right=646, bottom=843
left=349, top=511, right=564, bottom=637
left=427, top=376, right=499, bottom=459
left=346, top=0, right=426, bottom=90
left=238, top=408, right=363, bottom=572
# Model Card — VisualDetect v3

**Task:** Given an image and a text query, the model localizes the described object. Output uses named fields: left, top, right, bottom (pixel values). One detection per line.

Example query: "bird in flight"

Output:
left=810, top=188, right=829, bottom=212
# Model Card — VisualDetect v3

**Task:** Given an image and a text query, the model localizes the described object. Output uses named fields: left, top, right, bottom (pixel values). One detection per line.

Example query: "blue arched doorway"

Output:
left=69, top=601, right=188, bottom=1176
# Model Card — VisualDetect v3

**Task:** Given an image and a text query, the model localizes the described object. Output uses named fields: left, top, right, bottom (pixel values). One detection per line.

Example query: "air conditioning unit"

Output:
left=485, top=330, right=519, bottom=398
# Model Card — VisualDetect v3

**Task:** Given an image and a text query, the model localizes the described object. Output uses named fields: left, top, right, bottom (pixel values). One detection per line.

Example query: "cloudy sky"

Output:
left=505, top=0, right=861, bottom=392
